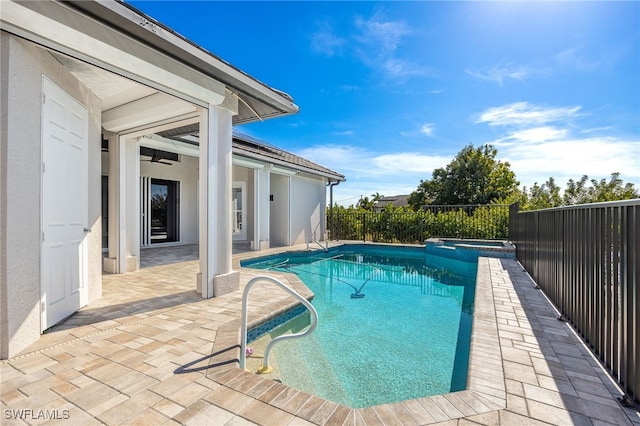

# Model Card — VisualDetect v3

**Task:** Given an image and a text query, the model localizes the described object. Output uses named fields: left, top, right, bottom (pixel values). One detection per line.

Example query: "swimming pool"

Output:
left=242, top=245, right=478, bottom=408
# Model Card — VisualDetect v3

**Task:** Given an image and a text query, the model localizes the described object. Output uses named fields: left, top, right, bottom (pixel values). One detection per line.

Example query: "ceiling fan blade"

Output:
left=157, top=161, right=172, bottom=165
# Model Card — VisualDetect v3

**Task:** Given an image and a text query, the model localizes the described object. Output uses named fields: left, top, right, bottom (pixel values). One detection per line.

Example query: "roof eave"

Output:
left=65, top=0, right=299, bottom=120
left=233, top=150, right=346, bottom=182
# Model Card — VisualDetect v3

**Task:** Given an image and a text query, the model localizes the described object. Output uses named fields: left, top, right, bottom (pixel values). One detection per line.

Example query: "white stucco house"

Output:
left=0, top=0, right=344, bottom=359
left=128, top=127, right=345, bottom=254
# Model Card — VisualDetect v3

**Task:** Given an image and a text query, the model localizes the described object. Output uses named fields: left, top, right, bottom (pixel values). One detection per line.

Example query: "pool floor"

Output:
left=245, top=248, right=478, bottom=408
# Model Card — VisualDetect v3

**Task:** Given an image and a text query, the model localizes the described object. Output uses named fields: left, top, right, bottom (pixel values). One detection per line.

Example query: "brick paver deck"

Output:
left=2, top=244, right=639, bottom=425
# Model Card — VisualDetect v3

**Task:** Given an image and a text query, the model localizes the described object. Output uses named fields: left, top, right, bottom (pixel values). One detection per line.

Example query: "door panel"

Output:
left=41, top=77, right=88, bottom=330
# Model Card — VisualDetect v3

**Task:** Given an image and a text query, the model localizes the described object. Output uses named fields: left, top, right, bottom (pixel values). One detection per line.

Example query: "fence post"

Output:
left=509, top=202, right=519, bottom=241
left=362, top=213, right=366, bottom=242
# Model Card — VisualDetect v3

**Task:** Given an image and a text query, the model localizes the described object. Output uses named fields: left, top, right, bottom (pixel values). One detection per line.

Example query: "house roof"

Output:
left=2, top=0, right=298, bottom=124
left=156, top=125, right=345, bottom=182
left=75, top=0, right=299, bottom=123
left=232, top=131, right=345, bottom=181
left=374, top=195, right=411, bottom=209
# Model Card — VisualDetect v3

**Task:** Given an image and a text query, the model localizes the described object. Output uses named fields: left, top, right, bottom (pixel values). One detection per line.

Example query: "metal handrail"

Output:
left=239, top=276, right=318, bottom=373
left=306, top=238, right=328, bottom=252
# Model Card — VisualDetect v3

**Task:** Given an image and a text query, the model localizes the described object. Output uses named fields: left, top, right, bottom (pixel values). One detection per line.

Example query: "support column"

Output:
left=103, top=134, right=119, bottom=273
left=103, top=134, right=138, bottom=273
left=198, top=106, right=239, bottom=298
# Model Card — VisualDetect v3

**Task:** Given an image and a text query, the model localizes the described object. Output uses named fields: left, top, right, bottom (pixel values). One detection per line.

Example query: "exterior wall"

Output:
left=290, top=174, right=326, bottom=245
left=246, top=169, right=255, bottom=241
left=270, top=173, right=290, bottom=246
left=141, top=153, right=200, bottom=245
left=0, top=34, right=102, bottom=358
left=101, top=152, right=200, bottom=246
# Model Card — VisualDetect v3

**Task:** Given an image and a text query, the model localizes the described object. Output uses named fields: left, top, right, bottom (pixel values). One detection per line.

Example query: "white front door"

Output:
left=41, top=77, right=89, bottom=331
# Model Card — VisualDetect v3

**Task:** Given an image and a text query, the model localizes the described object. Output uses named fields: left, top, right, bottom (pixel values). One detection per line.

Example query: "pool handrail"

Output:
left=239, top=275, right=318, bottom=373
left=307, top=238, right=328, bottom=252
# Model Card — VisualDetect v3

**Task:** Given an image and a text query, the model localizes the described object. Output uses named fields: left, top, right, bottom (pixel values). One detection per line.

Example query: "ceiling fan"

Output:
left=142, top=151, right=173, bottom=165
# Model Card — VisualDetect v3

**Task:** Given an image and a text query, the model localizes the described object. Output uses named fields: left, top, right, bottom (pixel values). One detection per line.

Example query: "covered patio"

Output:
left=2, top=247, right=637, bottom=425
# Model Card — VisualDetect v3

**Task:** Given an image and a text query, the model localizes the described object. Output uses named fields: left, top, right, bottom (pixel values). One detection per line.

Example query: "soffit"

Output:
left=65, top=0, right=299, bottom=123
left=50, top=53, right=157, bottom=111
left=3, top=0, right=298, bottom=124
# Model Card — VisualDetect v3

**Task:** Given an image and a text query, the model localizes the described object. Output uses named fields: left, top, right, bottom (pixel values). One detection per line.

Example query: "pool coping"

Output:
left=216, top=242, right=506, bottom=422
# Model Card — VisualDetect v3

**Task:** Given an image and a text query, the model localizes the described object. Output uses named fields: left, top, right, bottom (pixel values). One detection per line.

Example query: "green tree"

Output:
left=408, top=144, right=519, bottom=209
left=524, top=177, right=563, bottom=210
left=356, top=195, right=374, bottom=211
left=356, top=193, right=385, bottom=211
left=564, top=173, right=638, bottom=204
left=519, top=173, right=638, bottom=211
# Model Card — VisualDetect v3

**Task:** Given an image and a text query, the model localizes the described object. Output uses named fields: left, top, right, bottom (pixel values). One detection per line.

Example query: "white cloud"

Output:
left=381, top=58, right=428, bottom=80
left=310, top=20, right=346, bottom=57
left=476, top=102, right=640, bottom=189
left=371, top=152, right=449, bottom=173
left=419, top=123, right=435, bottom=137
left=311, top=12, right=429, bottom=82
left=555, top=45, right=601, bottom=72
left=467, top=61, right=545, bottom=85
left=354, top=13, right=411, bottom=54
left=503, top=137, right=640, bottom=188
left=296, top=144, right=451, bottom=205
left=353, top=13, right=427, bottom=81
left=495, top=126, right=568, bottom=145
left=401, top=122, right=436, bottom=138
left=339, top=85, right=361, bottom=92
left=333, top=130, right=354, bottom=136
left=477, top=102, right=582, bottom=127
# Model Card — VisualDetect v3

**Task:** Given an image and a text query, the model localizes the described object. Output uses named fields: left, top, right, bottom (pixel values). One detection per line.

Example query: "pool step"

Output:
left=275, top=333, right=350, bottom=406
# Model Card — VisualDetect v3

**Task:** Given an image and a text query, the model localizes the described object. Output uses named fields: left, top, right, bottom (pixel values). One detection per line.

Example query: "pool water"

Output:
left=243, top=246, right=477, bottom=408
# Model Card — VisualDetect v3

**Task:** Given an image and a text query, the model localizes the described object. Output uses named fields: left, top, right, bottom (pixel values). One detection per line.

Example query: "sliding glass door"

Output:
left=142, top=178, right=180, bottom=245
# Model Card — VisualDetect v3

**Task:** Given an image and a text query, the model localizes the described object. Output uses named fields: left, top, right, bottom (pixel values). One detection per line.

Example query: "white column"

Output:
left=104, top=134, right=120, bottom=273
left=216, top=108, right=233, bottom=276
left=125, top=138, right=140, bottom=271
left=110, top=136, right=140, bottom=274
left=109, top=135, right=140, bottom=273
left=198, top=105, right=238, bottom=298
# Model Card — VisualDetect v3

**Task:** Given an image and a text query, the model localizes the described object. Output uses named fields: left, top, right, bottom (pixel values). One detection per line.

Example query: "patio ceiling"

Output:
left=50, top=51, right=290, bottom=133
left=3, top=0, right=299, bottom=130
left=64, top=0, right=299, bottom=125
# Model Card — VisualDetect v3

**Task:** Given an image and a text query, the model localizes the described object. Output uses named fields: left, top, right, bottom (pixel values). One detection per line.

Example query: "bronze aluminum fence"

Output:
left=328, top=204, right=510, bottom=243
left=509, top=200, right=639, bottom=403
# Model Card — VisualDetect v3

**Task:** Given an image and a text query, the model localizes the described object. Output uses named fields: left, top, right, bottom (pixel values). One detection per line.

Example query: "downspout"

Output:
left=327, top=179, right=341, bottom=241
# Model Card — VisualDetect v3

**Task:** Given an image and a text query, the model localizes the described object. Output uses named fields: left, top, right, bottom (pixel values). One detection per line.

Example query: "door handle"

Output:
left=83, top=228, right=91, bottom=233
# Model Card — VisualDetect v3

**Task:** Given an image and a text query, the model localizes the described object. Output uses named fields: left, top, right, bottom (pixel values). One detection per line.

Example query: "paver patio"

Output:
left=1, top=244, right=639, bottom=425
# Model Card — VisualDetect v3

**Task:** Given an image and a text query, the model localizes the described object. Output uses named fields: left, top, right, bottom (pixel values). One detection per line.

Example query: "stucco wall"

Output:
left=0, top=33, right=9, bottom=360
left=290, top=175, right=326, bottom=245
left=0, top=34, right=102, bottom=358
left=270, top=173, right=290, bottom=246
left=141, top=153, right=199, bottom=244
left=100, top=151, right=200, bottom=247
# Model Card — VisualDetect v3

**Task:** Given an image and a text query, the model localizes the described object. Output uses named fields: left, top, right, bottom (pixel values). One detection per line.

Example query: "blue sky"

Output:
left=130, top=1, right=639, bottom=206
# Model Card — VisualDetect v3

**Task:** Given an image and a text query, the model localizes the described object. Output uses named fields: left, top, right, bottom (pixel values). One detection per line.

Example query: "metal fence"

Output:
left=509, top=200, right=639, bottom=403
left=328, top=204, right=510, bottom=243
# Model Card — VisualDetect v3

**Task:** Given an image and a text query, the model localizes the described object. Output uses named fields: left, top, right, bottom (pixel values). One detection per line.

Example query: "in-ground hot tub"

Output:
left=425, top=238, right=516, bottom=261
